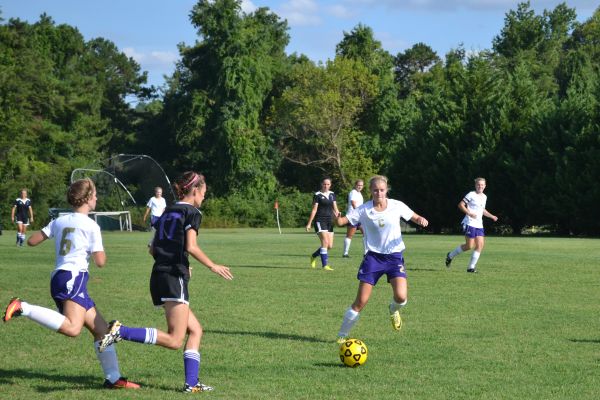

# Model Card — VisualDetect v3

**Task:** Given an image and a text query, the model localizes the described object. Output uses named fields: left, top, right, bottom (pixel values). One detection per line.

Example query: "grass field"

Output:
left=0, top=228, right=599, bottom=399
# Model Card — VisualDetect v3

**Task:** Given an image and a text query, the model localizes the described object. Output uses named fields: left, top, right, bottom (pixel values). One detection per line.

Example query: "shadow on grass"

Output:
left=313, top=362, right=346, bottom=368
left=206, top=329, right=330, bottom=343
left=0, top=368, right=99, bottom=391
left=569, top=338, right=600, bottom=344
left=231, top=264, right=308, bottom=270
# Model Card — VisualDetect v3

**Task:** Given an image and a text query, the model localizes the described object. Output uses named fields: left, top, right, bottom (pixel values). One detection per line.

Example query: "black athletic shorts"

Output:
left=150, top=270, right=189, bottom=306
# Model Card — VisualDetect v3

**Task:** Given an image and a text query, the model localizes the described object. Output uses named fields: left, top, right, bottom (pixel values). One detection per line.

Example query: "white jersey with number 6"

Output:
left=41, top=213, right=104, bottom=272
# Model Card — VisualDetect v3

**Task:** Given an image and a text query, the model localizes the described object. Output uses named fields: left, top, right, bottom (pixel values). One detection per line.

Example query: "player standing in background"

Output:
left=143, top=186, right=166, bottom=229
left=342, top=179, right=364, bottom=258
left=334, top=175, right=429, bottom=342
left=445, top=177, right=498, bottom=273
left=98, top=171, right=233, bottom=393
left=306, top=177, right=340, bottom=271
left=11, top=188, right=34, bottom=246
left=3, top=178, right=140, bottom=389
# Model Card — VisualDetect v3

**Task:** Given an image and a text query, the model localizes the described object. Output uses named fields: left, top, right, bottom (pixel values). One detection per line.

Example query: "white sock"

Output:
left=21, top=302, right=66, bottom=331
left=338, top=307, right=360, bottom=337
left=468, top=251, right=481, bottom=270
left=343, top=238, right=351, bottom=255
left=389, top=299, right=407, bottom=314
left=449, top=245, right=464, bottom=259
left=95, top=341, right=121, bottom=383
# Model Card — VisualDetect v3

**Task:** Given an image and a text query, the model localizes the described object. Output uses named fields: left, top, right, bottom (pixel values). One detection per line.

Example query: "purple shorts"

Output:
left=357, top=251, right=407, bottom=286
left=463, top=225, right=485, bottom=238
left=50, top=269, right=95, bottom=313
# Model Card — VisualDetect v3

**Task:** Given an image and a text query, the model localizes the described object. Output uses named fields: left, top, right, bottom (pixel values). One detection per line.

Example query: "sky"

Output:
left=2, top=1, right=598, bottom=88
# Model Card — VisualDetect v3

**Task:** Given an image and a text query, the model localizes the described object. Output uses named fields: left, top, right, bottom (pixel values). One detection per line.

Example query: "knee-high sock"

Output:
left=120, top=325, right=158, bottom=344
left=20, top=302, right=65, bottom=331
left=449, top=245, right=464, bottom=259
left=468, top=251, right=481, bottom=270
left=338, top=307, right=360, bottom=337
left=389, top=299, right=407, bottom=314
left=319, top=247, right=328, bottom=267
left=95, top=341, right=121, bottom=383
left=343, top=238, right=351, bottom=255
left=184, top=350, right=200, bottom=387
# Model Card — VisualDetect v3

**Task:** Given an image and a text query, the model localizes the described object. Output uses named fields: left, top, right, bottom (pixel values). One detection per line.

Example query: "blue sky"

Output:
left=2, top=1, right=597, bottom=88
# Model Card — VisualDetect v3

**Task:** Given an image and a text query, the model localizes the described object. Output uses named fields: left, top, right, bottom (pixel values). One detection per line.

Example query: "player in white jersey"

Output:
left=2, top=178, right=140, bottom=389
left=334, top=175, right=428, bottom=341
left=143, top=186, right=166, bottom=227
left=445, top=177, right=498, bottom=273
left=342, top=179, right=364, bottom=257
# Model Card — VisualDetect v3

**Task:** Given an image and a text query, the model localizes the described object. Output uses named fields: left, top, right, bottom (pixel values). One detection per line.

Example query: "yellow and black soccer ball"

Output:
left=339, top=338, right=368, bottom=367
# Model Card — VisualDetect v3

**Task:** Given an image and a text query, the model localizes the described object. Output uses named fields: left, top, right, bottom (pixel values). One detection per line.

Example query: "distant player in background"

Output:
left=445, top=177, right=498, bottom=273
left=342, top=179, right=364, bottom=257
left=98, top=171, right=233, bottom=393
left=143, top=186, right=166, bottom=229
left=334, top=175, right=429, bottom=342
left=3, top=178, right=140, bottom=389
left=306, top=177, right=340, bottom=271
left=11, top=188, right=34, bottom=246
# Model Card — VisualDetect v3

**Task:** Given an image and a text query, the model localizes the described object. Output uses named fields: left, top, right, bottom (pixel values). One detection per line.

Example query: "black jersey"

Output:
left=152, top=202, right=202, bottom=277
left=14, top=198, right=31, bottom=220
left=313, top=191, right=336, bottom=220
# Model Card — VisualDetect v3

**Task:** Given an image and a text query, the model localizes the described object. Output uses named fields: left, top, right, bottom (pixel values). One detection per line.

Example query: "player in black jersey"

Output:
left=99, top=171, right=233, bottom=393
left=11, top=188, right=34, bottom=246
left=306, top=177, right=340, bottom=270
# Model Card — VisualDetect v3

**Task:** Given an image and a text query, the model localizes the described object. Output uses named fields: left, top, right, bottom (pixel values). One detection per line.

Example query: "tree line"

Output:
left=1, top=1, right=599, bottom=235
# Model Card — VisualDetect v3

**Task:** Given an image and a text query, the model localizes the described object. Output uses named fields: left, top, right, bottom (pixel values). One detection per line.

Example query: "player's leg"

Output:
left=182, top=310, right=213, bottom=392
left=389, top=277, right=407, bottom=331
left=446, top=230, right=475, bottom=267
left=317, top=231, right=333, bottom=270
left=337, top=281, right=373, bottom=342
left=86, top=307, right=140, bottom=389
left=343, top=225, right=356, bottom=257
left=467, top=235, right=485, bottom=272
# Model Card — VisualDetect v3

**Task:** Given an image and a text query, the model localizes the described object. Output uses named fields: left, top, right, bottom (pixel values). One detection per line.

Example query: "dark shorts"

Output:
left=463, top=224, right=485, bottom=238
left=357, top=251, right=407, bottom=286
left=50, top=269, right=95, bottom=313
left=16, top=212, right=29, bottom=225
left=150, top=215, right=160, bottom=227
left=150, top=270, right=189, bottom=306
left=346, top=222, right=361, bottom=229
left=314, top=219, right=334, bottom=233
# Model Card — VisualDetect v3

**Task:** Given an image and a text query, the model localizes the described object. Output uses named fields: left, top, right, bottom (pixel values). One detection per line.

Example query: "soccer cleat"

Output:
left=99, top=320, right=123, bottom=352
left=322, top=265, right=334, bottom=271
left=342, top=254, right=349, bottom=258
left=3, top=297, right=23, bottom=322
left=103, top=377, right=140, bottom=389
left=445, top=252, right=452, bottom=267
left=390, top=310, right=402, bottom=331
left=310, top=256, right=317, bottom=269
left=467, top=268, right=477, bottom=273
left=183, top=382, right=214, bottom=393
left=336, top=336, right=347, bottom=345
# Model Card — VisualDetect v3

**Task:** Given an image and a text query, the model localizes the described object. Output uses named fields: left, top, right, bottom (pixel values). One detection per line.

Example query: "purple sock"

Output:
left=320, top=249, right=328, bottom=267
left=312, top=249, right=320, bottom=258
left=120, top=325, right=157, bottom=344
left=184, top=350, right=200, bottom=386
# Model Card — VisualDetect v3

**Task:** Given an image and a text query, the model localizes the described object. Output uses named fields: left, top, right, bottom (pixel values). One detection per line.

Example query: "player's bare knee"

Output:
left=59, top=325, right=83, bottom=337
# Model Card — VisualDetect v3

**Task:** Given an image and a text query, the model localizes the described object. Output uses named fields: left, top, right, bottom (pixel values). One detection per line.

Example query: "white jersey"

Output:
left=346, top=189, right=364, bottom=214
left=461, top=191, right=487, bottom=229
left=346, top=199, right=414, bottom=254
left=41, top=213, right=104, bottom=272
left=146, top=196, right=166, bottom=217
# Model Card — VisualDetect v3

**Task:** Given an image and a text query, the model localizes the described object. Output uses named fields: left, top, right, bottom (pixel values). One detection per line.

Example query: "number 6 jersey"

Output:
left=41, top=213, right=104, bottom=272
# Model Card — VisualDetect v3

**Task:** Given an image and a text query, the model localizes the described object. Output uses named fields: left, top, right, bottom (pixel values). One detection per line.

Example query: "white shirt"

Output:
left=346, top=199, right=414, bottom=254
left=346, top=189, right=364, bottom=214
left=146, top=196, right=166, bottom=217
left=461, top=191, right=487, bottom=229
left=42, top=213, right=104, bottom=272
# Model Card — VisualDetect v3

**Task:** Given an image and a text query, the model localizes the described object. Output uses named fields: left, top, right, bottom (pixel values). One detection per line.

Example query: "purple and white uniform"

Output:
left=346, top=199, right=414, bottom=285
left=146, top=196, right=166, bottom=226
left=461, top=191, right=487, bottom=237
left=346, top=189, right=364, bottom=228
left=42, top=213, right=103, bottom=313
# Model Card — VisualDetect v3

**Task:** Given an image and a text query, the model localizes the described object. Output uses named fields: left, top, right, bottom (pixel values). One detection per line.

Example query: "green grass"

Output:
left=1, top=229, right=599, bottom=399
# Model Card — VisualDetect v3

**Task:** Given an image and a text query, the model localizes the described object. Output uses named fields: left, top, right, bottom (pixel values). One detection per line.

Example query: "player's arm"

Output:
left=410, top=213, right=429, bottom=228
left=305, top=203, right=318, bottom=231
left=483, top=209, right=498, bottom=222
left=92, top=251, right=106, bottom=268
left=142, top=207, right=150, bottom=222
left=11, top=205, right=16, bottom=224
left=335, top=214, right=349, bottom=227
left=29, top=205, right=34, bottom=223
left=186, top=229, right=233, bottom=280
left=332, top=201, right=340, bottom=218
left=27, top=230, right=48, bottom=246
left=458, top=200, right=476, bottom=219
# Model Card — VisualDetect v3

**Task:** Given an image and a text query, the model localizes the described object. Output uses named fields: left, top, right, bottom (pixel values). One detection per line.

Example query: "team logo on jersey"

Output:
left=377, top=218, right=385, bottom=227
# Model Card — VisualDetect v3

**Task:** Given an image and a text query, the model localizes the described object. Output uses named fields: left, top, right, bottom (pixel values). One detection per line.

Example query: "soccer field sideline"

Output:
left=1, top=229, right=599, bottom=399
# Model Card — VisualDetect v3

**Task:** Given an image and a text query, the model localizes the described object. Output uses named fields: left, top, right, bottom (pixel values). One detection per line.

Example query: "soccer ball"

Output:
left=339, top=338, right=368, bottom=367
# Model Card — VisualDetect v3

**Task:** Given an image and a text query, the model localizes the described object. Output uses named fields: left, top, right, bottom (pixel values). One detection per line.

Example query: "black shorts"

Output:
left=313, top=219, right=334, bottom=233
left=150, top=270, right=189, bottom=306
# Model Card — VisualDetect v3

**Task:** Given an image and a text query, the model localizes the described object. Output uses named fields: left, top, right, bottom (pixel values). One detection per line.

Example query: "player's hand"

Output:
left=419, top=217, right=429, bottom=228
left=305, top=224, right=311, bottom=232
left=210, top=264, right=233, bottom=280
